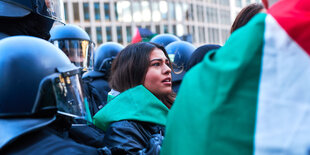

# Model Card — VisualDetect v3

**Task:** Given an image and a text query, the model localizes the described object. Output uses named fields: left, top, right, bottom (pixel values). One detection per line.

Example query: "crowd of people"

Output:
left=0, top=0, right=309, bottom=154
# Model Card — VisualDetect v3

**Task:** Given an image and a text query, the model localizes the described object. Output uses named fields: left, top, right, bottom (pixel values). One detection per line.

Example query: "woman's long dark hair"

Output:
left=230, top=3, right=263, bottom=33
left=109, top=42, right=175, bottom=108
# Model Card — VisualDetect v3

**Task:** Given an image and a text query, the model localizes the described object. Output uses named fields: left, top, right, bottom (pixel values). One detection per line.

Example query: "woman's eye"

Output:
left=152, top=63, right=160, bottom=66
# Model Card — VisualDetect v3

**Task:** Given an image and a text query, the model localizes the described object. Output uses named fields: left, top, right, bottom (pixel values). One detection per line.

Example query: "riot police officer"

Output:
left=165, top=41, right=196, bottom=93
left=49, top=24, right=108, bottom=148
left=49, top=24, right=95, bottom=72
left=150, top=34, right=181, bottom=47
left=0, top=36, right=109, bottom=154
left=82, top=42, right=124, bottom=115
left=0, top=0, right=63, bottom=40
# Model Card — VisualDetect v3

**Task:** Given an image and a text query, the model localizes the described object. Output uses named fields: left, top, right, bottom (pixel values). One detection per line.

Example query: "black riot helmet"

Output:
left=50, top=24, right=95, bottom=71
left=150, top=34, right=181, bottom=47
left=0, top=0, right=64, bottom=40
left=0, top=0, right=64, bottom=21
left=0, top=36, right=89, bottom=120
left=94, top=42, right=124, bottom=75
left=165, top=41, right=196, bottom=75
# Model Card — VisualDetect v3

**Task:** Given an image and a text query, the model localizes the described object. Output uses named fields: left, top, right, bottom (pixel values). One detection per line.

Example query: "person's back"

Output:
left=82, top=72, right=110, bottom=112
left=162, top=0, right=310, bottom=154
left=185, top=44, right=221, bottom=72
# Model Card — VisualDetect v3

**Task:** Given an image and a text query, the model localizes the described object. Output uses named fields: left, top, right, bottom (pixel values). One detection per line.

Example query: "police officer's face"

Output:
left=144, top=48, right=172, bottom=96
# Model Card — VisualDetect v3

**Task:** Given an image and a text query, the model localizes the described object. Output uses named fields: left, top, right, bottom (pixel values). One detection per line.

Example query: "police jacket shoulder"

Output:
left=82, top=70, right=107, bottom=80
left=0, top=32, right=10, bottom=40
left=82, top=70, right=111, bottom=112
left=103, top=120, right=165, bottom=155
left=69, top=124, right=106, bottom=148
left=1, top=127, right=105, bottom=155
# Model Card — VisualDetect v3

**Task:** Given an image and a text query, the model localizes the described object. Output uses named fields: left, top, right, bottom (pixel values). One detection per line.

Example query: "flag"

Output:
left=131, top=27, right=156, bottom=43
left=161, top=0, right=310, bottom=154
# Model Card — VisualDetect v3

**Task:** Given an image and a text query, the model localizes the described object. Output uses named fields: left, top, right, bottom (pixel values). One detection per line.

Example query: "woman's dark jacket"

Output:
left=93, top=85, right=169, bottom=154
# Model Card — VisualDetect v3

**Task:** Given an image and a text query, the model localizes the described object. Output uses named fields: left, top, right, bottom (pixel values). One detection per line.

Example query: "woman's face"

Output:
left=144, top=48, right=172, bottom=96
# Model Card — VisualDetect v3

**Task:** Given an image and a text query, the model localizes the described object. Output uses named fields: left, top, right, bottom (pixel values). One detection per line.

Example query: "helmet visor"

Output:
left=52, top=39, right=94, bottom=71
left=37, top=0, right=65, bottom=23
left=52, top=68, right=86, bottom=119
left=168, top=53, right=184, bottom=74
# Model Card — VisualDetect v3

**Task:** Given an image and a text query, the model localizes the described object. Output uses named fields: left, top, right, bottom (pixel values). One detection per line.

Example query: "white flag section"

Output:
left=255, top=14, right=310, bottom=155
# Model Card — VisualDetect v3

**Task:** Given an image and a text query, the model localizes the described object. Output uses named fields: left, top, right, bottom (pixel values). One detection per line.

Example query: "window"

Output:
left=235, top=0, right=242, bottom=7
left=117, top=26, right=123, bottom=43
left=190, top=4, right=194, bottom=21
left=219, top=0, right=230, bottom=6
left=176, top=24, right=184, bottom=36
left=73, top=3, right=80, bottom=21
left=208, top=28, right=219, bottom=43
left=106, top=27, right=112, bottom=41
left=145, top=25, right=151, bottom=31
left=104, top=3, right=111, bottom=21
left=175, top=2, right=182, bottom=22
left=206, top=7, right=219, bottom=24
left=155, top=25, right=160, bottom=34
left=197, top=5, right=204, bottom=22
left=183, top=3, right=190, bottom=21
left=168, top=2, right=176, bottom=20
left=64, top=2, right=68, bottom=21
left=141, top=1, right=151, bottom=22
left=164, top=25, right=168, bottom=33
left=192, top=26, right=196, bottom=43
left=114, top=2, right=119, bottom=21
left=172, top=25, right=177, bottom=35
left=220, top=9, right=231, bottom=25
left=96, top=27, right=102, bottom=44
left=116, top=1, right=132, bottom=22
left=83, top=3, right=90, bottom=21
left=211, top=0, right=218, bottom=4
left=152, top=1, right=161, bottom=22
left=126, top=26, right=132, bottom=43
left=132, top=2, right=142, bottom=22
left=94, top=3, right=100, bottom=21
left=160, top=1, right=168, bottom=21
left=85, top=27, right=91, bottom=39
left=199, top=27, right=206, bottom=43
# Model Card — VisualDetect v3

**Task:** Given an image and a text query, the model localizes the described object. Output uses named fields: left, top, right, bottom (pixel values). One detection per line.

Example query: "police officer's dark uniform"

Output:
left=0, top=36, right=109, bottom=154
left=0, top=0, right=107, bottom=152
left=49, top=24, right=109, bottom=147
left=82, top=42, right=124, bottom=114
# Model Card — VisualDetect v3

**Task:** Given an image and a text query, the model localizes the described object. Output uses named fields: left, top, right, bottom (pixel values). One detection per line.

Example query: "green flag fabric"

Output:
left=161, top=13, right=266, bottom=155
left=93, top=85, right=169, bottom=131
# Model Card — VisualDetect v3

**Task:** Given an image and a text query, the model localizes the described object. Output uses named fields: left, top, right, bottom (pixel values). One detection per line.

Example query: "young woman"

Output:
left=93, top=42, right=175, bottom=154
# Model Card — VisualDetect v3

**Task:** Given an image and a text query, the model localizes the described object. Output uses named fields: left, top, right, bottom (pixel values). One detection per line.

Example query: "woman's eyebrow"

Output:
left=150, top=58, right=169, bottom=62
left=150, top=58, right=163, bottom=62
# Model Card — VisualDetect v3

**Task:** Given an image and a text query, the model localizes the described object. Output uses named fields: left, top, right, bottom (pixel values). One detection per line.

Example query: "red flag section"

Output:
left=268, top=0, right=310, bottom=55
left=131, top=28, right=156, bottom=43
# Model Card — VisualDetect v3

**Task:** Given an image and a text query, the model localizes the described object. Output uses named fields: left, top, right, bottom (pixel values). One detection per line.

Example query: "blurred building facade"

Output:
left=63, top=0, right=259, bottom=46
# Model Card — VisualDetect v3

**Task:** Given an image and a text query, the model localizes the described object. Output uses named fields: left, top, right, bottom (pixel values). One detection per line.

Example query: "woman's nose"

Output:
left=163, top=64, right=171, bottom=74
